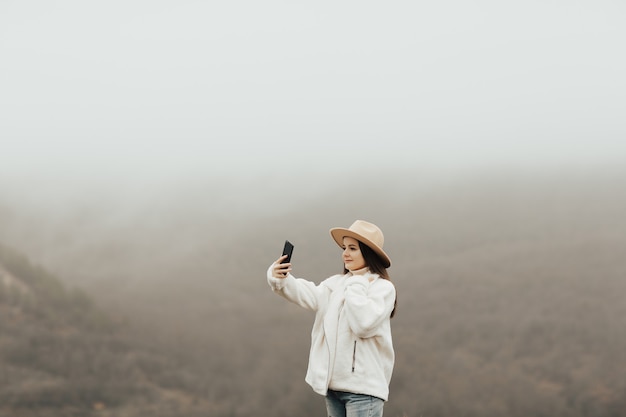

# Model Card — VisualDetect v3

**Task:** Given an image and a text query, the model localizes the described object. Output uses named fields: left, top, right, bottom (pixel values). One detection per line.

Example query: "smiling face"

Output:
left=341, top=236, right=367, bottom=271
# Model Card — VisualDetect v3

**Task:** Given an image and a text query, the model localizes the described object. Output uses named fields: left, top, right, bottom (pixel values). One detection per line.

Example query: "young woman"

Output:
left=267, top=220, right=396, bottom=417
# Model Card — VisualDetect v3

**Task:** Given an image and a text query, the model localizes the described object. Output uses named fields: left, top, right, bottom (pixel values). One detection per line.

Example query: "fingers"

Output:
left=273, top=259, right=292, bottom=279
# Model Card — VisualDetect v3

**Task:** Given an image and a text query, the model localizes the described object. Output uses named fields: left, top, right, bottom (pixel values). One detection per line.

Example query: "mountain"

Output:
left=0, top=243, right=220, bottom=417
left=1, top=170, right=626, bottom=416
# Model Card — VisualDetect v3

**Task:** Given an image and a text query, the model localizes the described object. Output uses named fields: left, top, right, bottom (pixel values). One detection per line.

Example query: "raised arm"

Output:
left=267, top=261, right=324, bottom=311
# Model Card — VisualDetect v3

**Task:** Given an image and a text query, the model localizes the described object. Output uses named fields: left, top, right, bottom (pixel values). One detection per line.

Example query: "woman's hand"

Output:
left=272, top=256, right=292, bottom=279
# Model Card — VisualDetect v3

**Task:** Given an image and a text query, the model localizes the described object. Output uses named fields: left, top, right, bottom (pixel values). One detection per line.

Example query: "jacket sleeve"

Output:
left=267, top=263, right=323, bottom=311
left=343, top=275, right=396, bottom=338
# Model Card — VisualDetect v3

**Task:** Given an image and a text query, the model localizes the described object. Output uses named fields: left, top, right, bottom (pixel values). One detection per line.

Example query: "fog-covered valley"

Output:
left=1, top=168, right=625, bottom=416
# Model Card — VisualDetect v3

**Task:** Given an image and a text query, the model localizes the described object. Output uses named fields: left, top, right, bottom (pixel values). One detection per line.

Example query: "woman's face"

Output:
left=341, top=236, right=367, bottom=271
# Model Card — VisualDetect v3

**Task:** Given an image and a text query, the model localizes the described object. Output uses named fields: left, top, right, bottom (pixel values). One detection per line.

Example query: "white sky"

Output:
left=1, top=0, right=625, bottom=190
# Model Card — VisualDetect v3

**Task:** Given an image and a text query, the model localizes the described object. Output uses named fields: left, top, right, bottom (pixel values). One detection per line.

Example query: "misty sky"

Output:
left=1, top=0, right=625, bottom=192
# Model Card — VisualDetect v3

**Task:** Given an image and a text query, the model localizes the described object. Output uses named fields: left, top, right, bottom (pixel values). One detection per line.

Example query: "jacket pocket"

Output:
left=351, top=340, right=357, bottom=373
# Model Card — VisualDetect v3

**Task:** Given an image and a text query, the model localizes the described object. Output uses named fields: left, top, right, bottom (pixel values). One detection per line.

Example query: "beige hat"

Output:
left=329, top=220, right=391, bottom=268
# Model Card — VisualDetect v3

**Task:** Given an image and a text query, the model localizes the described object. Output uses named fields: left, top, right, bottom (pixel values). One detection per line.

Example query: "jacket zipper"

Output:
left=352, top=340, right=357, bottom=373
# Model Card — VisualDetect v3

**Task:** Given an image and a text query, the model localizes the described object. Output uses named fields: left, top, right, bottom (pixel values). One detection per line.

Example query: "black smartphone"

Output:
left=281, top=240, right=294, bottom=264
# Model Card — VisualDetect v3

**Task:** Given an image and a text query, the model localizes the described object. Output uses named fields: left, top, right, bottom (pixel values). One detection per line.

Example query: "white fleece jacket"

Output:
left=267, top=264, right=396, bottom=401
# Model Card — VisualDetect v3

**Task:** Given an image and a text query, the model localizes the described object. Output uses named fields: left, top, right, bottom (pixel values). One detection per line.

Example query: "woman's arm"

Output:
left=343, top=276, right=396, bottom=338
left=267, top=262, right=324, bottom=311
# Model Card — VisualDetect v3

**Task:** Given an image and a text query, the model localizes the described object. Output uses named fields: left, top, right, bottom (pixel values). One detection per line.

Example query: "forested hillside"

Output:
left=0, top=244, right=224, bottom=417
left=1, top=171, right=625, bottom=416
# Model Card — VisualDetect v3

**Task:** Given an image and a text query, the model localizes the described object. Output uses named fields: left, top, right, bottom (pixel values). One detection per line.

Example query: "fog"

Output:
left=2, top=0, right=626, bottom=195
left=2, top=1, right=626, bottom=416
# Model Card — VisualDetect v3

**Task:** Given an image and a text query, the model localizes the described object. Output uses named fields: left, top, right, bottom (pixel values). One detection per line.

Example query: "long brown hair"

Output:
left=343, top=241, right=397, bottom=318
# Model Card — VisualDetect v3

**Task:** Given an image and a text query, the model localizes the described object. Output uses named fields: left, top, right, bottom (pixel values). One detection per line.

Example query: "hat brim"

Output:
left=329, top=227, right=391, bottom=268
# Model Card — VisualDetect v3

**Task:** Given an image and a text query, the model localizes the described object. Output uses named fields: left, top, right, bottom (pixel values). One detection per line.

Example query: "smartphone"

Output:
left=281, top=240, right=294, bottom=264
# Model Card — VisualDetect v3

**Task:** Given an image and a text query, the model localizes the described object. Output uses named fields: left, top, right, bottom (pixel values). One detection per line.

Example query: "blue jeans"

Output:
left=325, top=389, right=384, bottom=417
